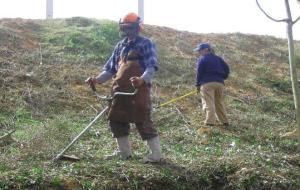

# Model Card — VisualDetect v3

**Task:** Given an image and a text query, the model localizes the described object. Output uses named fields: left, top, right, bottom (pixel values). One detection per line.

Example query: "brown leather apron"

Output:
left=108, top=51, right=150, bottom=123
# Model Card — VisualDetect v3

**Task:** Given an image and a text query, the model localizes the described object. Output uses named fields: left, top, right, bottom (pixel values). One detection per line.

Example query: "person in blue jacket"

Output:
left=194, top=43, right=230, bottom=126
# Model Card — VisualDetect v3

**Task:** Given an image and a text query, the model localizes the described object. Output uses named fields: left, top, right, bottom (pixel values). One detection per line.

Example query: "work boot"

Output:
left=142, top=136, right=163, bottom=163
left=105, top=136, right=132, bottom=160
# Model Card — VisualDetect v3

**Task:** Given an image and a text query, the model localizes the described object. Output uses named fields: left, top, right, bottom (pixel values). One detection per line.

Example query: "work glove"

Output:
left=130, top=76, right=144, bottom=88
left=196, top=86, right=200, bottom=94
left=85, top=77, right=98, bottom=91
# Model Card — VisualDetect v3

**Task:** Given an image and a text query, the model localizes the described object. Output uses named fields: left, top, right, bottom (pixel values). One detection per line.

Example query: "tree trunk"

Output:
left=284, top=0, right=300, bottom=150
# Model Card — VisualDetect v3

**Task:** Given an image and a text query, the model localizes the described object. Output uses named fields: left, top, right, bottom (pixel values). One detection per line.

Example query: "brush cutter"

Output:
left=53, top=84, right=138, bottom=162
left=53, top=82, right=198, bottom=162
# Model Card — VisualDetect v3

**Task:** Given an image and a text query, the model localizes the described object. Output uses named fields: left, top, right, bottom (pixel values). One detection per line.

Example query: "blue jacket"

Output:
left=196, top=53, right=229, bottom=86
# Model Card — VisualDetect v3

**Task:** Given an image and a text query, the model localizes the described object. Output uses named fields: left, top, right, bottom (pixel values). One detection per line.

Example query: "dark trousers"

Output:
left=109, top=110, right=158, bottom=140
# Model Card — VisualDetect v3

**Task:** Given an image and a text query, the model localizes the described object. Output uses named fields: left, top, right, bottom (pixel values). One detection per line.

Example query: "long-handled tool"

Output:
left=53, top=107, right=108, bottom=162
left=53, top=85, right=138, bottom=162
left=156, top=89, right=197, bottom=108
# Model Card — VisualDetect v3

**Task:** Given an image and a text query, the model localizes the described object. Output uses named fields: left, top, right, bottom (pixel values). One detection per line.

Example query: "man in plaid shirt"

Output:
left=86, top=12, right=163, bottom=163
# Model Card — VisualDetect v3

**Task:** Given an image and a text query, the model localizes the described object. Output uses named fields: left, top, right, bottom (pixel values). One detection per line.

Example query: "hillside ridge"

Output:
left=0, top=17, right=299, bottom=190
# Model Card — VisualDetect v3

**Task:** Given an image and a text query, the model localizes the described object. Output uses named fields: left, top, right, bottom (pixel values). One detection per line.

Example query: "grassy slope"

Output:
left=0, top=17, right=299, bottom=189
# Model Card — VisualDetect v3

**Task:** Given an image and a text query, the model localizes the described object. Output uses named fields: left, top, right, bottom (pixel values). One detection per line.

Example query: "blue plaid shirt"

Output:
left=103, top=36, right=158, bottom=75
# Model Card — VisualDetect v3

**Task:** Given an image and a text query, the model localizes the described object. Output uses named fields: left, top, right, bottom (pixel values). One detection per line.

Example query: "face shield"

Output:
left=119, top=21, right=140, bottom=38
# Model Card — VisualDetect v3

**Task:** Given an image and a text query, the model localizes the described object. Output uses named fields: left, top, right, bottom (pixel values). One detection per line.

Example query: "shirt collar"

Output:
left=121, top=36, right=141, bottom=45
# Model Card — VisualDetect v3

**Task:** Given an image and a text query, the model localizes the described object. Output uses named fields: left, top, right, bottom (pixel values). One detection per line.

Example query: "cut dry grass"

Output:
left=0, top=18, right=299, bottom=189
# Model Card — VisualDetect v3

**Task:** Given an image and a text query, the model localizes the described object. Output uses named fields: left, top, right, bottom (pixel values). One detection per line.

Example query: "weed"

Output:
left=0, top=18, right=299, bottom=190
left=0, top=164, right=9, bottom=172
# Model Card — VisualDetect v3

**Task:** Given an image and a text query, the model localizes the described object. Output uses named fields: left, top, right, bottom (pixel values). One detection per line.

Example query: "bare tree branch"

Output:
left=293, top=16, right=300, bottom=24
left=256, top=0, right=288, bottom=22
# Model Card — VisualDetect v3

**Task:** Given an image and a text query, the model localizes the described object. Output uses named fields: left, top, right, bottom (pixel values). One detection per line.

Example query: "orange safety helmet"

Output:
left=120, top=12, right=140, bottom=23
left=119, top=12, right=141, bottom=38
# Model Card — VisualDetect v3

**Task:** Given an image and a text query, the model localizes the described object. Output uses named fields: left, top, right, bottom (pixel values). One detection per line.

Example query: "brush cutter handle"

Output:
left=95, top=88, right=138, bottom=101
left=85, top=77, right=138, bottom=101
left=85, top=77, right=97, bottom=92
left=90, top=83, right=96, bottom=92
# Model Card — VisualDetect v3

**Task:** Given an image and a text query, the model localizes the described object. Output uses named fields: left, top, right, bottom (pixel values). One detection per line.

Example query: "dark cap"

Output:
left=193, top=43, right=210, bottom=51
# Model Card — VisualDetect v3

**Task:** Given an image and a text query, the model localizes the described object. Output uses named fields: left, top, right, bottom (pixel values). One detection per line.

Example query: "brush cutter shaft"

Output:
left=53, top=106, right=109, bottom=162
left=53, top=88, right=138, bottom=162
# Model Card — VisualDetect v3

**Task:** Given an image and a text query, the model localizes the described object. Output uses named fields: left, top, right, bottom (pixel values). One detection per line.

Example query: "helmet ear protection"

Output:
left=135, top=17, right=142, bottom=32
left=136, top=17, right=142, bottom=32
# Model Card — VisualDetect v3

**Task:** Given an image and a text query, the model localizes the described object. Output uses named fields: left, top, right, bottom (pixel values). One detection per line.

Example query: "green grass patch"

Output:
left=0, top=17, right=299, bottom=190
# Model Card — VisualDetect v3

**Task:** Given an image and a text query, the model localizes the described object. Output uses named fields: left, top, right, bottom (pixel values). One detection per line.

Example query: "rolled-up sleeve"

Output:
left=141, top=67, right=155, bottom=84
left=96, top=70, right=113, bottom=83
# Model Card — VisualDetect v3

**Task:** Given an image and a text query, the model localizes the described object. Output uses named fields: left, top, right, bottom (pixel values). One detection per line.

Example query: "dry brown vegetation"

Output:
left=0, top=18, right=299, bottom=190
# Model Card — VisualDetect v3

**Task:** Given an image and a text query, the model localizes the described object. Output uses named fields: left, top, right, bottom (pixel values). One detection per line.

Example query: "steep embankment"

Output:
left=0, top=18, right=299, bottom=190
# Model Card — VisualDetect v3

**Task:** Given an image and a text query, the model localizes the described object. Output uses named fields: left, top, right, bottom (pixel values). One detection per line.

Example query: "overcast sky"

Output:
left=0, top=0, right=300, bottom=40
